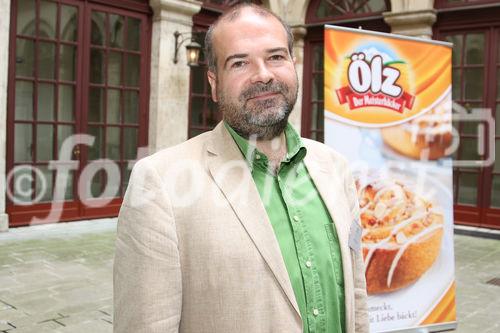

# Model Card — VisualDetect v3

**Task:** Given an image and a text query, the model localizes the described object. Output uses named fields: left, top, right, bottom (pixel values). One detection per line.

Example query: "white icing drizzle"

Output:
left=386, top=224, right=444, bottom=287
left=401, top=100, right=452, bottom=144
left=362, top=211, right=428, bottom=270
left=357, top=172, right=443, bottom=289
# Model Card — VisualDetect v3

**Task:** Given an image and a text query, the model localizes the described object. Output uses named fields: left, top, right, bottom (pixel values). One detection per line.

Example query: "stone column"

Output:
left=0, top=0, right=10, bottom=232
left=289, top=26, right=307, bottom=134
left=383, top=0, right=436, bottom=39
left=148, top=0, right=201, bottom=152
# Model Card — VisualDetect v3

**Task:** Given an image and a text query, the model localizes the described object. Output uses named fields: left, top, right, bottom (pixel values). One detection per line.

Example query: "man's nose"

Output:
left=250, top=61, right=274, bottom=84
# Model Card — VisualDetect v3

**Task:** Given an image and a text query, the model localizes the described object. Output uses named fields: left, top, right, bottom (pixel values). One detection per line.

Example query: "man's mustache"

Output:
left=240, top=81, right=289, bottom=101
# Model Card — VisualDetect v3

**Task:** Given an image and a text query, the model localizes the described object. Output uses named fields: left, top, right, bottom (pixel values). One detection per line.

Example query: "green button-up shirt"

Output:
left=225, top=122, right=345, bottom=333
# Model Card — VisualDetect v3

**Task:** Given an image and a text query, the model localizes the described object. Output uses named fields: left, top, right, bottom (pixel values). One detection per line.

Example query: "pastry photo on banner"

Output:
left=323, top=25, right=457, bottom=333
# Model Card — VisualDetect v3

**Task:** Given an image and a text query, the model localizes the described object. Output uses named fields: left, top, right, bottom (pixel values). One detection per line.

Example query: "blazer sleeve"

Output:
left=113, top=157, right=182, bottom=333
left=343, top=163, right=370, bottom=333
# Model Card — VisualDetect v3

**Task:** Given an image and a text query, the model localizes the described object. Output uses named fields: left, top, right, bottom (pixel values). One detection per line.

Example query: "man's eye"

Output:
left=269, top=54, right=286, bottom=61
left=231, top=61, right=246, bottom=68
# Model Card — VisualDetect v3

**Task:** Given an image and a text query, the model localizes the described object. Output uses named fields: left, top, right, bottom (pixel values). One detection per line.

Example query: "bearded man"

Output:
left=114, top=4, right=368, bottom=333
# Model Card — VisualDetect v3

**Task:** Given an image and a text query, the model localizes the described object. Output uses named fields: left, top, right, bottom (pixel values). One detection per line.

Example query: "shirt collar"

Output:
left=224, top=121, right=307, bottom=171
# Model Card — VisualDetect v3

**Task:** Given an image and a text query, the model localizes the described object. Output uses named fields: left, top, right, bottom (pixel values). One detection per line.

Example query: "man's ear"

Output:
left=207, top=70, right=218, bottom=102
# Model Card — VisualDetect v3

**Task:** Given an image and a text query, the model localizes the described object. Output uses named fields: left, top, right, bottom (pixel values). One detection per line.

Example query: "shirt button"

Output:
left=313, top=308, right=319, bottom=316
left=305, top=260, right=312, bottom=268
left=293, top=215, right=300, bottom=222
left=255, top=154, right=261, bottom=160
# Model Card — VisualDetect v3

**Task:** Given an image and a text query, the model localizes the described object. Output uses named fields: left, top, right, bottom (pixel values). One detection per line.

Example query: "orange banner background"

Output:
left=324, top=27, right=452, bottom=127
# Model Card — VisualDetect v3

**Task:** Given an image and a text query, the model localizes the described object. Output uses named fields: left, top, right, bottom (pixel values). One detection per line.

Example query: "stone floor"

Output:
left=0, top=218, right=499, bottom=332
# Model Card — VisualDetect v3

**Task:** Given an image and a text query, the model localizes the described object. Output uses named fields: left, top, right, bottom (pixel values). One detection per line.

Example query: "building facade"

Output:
left=0, top=0, right=499, bottom=230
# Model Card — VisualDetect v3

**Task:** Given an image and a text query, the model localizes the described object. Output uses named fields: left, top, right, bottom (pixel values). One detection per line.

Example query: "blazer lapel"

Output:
left=206, top=123, right=301, bottom=317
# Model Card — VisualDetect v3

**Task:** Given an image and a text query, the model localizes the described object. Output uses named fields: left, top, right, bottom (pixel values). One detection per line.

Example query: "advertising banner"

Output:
left=323, top=26, right=457, bottom=332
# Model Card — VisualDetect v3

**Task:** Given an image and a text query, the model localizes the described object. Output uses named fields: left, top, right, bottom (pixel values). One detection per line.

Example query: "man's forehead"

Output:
left=212, top=7, right=286, bottom=42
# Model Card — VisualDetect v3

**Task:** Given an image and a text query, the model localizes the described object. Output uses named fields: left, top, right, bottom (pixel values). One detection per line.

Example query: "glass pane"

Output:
left=12, top=167, right=33, bottom=203
left=57, top=125, right=74, bottom=159
left=313, top=45, right=324, bottom=71
left=464, top=68, right=483, bottom=100
left=59, top=45, right=76, bottom=81
left=312, top=74, right=324, bottom=101
left=55, top=170, right=74, bottom=200
left=16, top=38, right=35, bottom=77
left=452, top=68, right=460, bottom=100
left=498, top=30, right=500, bottom=62
left=39, top=42, right=56, bottom=79
left=39, top=0, right=57, bottom=39
left=461, top=120, right=481, bottom=135
left=207, top=98, right=218, bottom=128
left=496, top=104, right=500, bottom=136
left=88, top=87, right=104, bottom=122
left=38, top=83, right=55, bottom=121
left=107, top=89, right=120, bottom=123
left=122, top=164, right=131, bottom=194
left=316, top=1, right=342, bottom=18
left=311, top=103, right=322, bottom=130
left=189, top=128, right=204, bottom=138
left=127, top=17, right=141, bottom=51
left=106, top=163, right=121, bottom=199
left=316, top=102, right=324, bottom=135
left=87, top=126, right=103, bottom=160
left=14, top=124, right=32, bottom=162
left=15, top=81, right=33, bottom=120
left=123, top=127, right=137, bottom=160
left=108, top=51, right=122, bottom=86
left=89, top=48, right=105, bottom=84
left=465, top=33, right=484, bottom=65
left=491, top=175, right=500, bottom=208
left=366, top=0, right=386, bottom=12
left=91, top=11, right=106, bottom=45
left=109, top=15, right=124, bottom=48
left=17, top=0, right=36, bottom=36
left=58, top=85, right=74, bottom=121
left=106, top=127, right=120, bottom=160
left=494, top=139, right=500, bottom=173
left=60, top=5, right=78, bottom=41
left=123, top=91, right=138, bottom=124
left=458, top=172, right=477, bottom=205
left=37, top=124, right=54, bottom=161
left=124, top=54, right=140, bottom=87
left=191, top=97, right=203, bottom=126
left=446, top=35, right=462, bottom=66
left=497, top=66, right=500, bottom=99
left=460, top=137, right=481, bottom=161
left=90, top=170, right=103, bottom=198
left=36, top=166, right=53, bottom=202
left=191, top=67, right=205, bottom=94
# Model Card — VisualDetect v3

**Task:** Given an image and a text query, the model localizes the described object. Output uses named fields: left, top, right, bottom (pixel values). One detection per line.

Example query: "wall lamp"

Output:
left=173, top=31, right=202, bottom=67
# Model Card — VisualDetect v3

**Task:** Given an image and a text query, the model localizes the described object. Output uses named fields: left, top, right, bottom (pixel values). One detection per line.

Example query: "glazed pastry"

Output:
left=381, top=95, right=452, bottom=160
left=356, top=174, right=444, bottom=294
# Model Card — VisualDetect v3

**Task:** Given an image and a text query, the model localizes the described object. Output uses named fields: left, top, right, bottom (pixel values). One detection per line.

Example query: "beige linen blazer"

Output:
left=114, top=122, right=368, bottom=333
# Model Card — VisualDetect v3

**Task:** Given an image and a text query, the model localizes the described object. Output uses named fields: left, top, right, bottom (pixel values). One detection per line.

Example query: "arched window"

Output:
left=188, top=1, right=263, bottom=138
left=302, top=0, right=390, bottom=142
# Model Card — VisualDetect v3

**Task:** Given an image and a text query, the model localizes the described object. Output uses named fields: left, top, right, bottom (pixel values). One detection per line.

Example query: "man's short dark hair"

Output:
left=204, top=3, right=294, bottom=73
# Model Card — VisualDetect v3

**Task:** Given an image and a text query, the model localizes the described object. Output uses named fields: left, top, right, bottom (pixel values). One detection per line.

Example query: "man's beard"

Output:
left=217, top=79, right=298, bottom=140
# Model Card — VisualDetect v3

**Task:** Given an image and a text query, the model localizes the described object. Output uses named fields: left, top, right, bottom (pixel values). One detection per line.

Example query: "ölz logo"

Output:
left=348, top=53, right=402, bottom=97
left=336, top=51, right=415, bottom=113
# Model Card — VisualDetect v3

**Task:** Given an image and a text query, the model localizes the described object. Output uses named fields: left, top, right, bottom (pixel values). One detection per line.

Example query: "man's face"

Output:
left=207, top=9, right=298, bottom=139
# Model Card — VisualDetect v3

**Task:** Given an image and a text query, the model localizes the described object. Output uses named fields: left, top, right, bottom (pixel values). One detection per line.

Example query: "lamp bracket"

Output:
left=173, top=31, right=198, bottom=64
